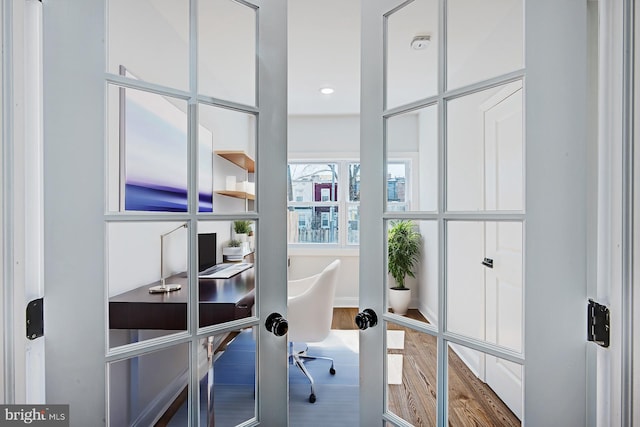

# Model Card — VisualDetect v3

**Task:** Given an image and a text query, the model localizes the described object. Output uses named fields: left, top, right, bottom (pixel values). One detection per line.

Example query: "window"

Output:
left=287, top=160, right=410, bottom=246
left=387, top=162, right=409, bottom=212
left=287, top=163, right=340, bottom=244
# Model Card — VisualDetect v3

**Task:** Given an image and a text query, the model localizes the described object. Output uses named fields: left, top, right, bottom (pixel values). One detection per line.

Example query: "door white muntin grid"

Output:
left=380, top=0, right=525, bottom=424
left=103, top=1, right=263, bottom=425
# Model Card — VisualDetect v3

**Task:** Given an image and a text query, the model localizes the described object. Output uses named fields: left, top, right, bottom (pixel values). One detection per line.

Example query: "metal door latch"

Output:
left=587, top=299, right=609, bottom=348
left=481, top=257, right=494, bottom=268
left=26, top=298, right=44, bottom=340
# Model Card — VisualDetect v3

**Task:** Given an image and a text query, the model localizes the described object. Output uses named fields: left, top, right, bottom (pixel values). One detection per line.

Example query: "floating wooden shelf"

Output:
left=215, top=190, right=255, bottom=201
left=215, top=151, right=255, bottom=173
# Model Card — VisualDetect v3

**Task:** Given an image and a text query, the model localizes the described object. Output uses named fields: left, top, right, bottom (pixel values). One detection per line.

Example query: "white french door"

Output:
left=42, top=0, right=288, bottom=426
left=360, top=0, right=590, bottom=426
left=40, top=0, right=589, bottom=425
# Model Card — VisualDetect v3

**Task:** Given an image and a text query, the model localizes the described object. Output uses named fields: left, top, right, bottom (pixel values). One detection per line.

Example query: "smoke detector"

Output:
left=410, top=35, right=431, bottom=50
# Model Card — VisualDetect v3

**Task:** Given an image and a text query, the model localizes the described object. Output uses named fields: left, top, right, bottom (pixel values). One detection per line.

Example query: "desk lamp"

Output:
left=149, top=223, right=187, bottom=294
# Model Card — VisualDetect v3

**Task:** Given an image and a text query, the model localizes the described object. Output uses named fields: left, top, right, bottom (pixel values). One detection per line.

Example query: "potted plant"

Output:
left=222, top=239, right=244, bottom=259
left=387, top=220, right=421, bottom=315
left=233, top=220, right=252, bottom=242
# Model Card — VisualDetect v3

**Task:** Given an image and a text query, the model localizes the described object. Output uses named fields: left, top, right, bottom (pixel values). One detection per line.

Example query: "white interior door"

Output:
left=484, top=221, right=523, bottom=419
left=42, top=1, right=288, bottom=425
left=360, top=1, right=590, bottom=426
left=484, top=84, right=523, bottom=419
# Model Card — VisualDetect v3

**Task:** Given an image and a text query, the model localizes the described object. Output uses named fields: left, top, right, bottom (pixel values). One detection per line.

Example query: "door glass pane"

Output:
left=108, top=342, right=189, bottom=426
left=386, top=220, right=439, bottom=327
left=199, top=103, right=256, bottom=213
left=107, top=0, right=189, bottom=90
left=108, top=221, right=189, bottom=349
left=448, top=342, right=522, bottom=425
left=447, top=0, right=523, bottom=90
left=198, top=0, right=257, bottom=106
left=386, top=0, right=439, bottom=109
left=446, top=81, right=523, bottom=212
left=446, top=221, right=523, bottom=353
left=196, top=328, right=257, bottom=427
left=198, top=220, right=256, bottom=329
left=386, top=104, right=437, bottom=212
left=107, top=84, right=189, bottom=213
left=386, top=321, right=437, bottom=426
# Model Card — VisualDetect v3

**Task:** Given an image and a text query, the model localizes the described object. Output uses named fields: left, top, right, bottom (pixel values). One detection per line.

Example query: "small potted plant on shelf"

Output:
left=387, top=220, right=422, bottom=315
left=233, top=220, right=252, bottom=242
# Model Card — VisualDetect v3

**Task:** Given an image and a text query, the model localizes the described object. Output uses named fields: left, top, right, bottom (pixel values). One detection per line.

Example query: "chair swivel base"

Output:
left=291, top=348, right=336, bottom=403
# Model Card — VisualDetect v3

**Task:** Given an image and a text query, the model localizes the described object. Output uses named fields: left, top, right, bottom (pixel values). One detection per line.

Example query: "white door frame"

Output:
left=0, top=0, right=12, bottom=404
left=621, top=0, right=635, bottom=424
left=632, top=0, right=639, bottom=416
left=595, top=0, right=637, bottom=425
left=2, top=0, right=47, bottom=407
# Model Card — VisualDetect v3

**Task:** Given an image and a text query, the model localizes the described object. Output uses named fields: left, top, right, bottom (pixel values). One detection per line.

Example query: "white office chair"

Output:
left=287, top=259, right=341, bottom=403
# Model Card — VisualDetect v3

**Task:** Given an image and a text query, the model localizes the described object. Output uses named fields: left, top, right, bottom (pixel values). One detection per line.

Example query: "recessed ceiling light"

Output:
left=320, top=87, right=335, bottom=95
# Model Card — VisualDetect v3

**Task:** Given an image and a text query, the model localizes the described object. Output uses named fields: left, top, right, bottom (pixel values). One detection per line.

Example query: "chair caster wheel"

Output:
left=329, top=367, right=336, bottom=375
left=309, top=393, right=316, bottom=403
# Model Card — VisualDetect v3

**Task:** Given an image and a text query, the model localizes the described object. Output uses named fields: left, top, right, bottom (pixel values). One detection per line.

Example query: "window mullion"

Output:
left=339, top=160, right=348, bottom=246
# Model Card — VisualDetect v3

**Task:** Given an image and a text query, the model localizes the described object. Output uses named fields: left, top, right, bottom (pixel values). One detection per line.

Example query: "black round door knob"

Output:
left=265, top=312, right=288, bottom=337
left=355, top=308, right=378, bottom=330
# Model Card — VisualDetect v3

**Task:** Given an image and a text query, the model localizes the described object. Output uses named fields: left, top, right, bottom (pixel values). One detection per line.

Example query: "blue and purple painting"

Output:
left=122, top=86, right=213, bottom=212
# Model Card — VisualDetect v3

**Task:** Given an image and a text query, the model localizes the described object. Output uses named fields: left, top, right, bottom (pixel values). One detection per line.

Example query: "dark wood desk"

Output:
left=109, top=267, right=255, bottom=330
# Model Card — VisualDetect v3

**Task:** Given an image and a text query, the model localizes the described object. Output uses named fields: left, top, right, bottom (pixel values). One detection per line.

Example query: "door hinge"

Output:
left=26, top=298, right=44, bottom=340
left=587, top=299, right=609, bottom=348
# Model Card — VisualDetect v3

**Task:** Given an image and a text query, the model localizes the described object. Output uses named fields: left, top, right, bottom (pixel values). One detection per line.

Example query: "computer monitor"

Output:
left=198, top=233, right=217, bottom=272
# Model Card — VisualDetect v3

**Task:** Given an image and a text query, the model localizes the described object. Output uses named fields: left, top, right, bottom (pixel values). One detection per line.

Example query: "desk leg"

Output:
left=207, top=336, right=215, bottom=427
left=129, top=330, right=139, bottom=422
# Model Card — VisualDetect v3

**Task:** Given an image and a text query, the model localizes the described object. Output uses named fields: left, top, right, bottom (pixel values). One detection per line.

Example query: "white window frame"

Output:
left=287, top=156, right=414, bottom=247
left=287, top=160, right=344, bottom=246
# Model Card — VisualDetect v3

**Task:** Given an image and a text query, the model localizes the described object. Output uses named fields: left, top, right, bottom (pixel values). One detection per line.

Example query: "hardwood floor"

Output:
left=332, top=308, right=520, bottom=427
left=160, top=308, right=519, bottom=426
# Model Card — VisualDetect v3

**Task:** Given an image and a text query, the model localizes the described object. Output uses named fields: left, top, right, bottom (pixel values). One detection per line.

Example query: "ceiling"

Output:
left=288, top=0, right=361, bottom=116
left=288, top=0, right=521, bottom=116
left=122, top=0, right=521, bottom=117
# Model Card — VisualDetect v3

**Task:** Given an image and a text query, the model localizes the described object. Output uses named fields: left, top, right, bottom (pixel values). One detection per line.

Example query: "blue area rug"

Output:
left=168, top=330, right=359, bottom=426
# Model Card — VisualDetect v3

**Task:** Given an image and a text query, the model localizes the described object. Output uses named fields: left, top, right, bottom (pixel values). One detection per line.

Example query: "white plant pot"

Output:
left=236, top=233, right=248, bottom=242
left=389, top=287, right=411, bottom=315
left=222, top=247, right=243, bottom=256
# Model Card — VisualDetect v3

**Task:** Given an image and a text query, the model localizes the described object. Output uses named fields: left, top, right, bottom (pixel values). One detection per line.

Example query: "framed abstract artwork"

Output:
left=119, top=65, right=213, bottom=212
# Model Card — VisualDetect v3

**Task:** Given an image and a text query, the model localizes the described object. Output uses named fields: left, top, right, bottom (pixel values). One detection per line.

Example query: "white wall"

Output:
left=289, top=115, right=359, bottom=153
left=417, top=107, right=438, bottom=322
left=108, top=220, right=232, bottom=297
left=417, top=221, right=439, bottom=324
left=288, top=116, right=361, bottom=306
left=287, top=250, right=359, bottom=307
